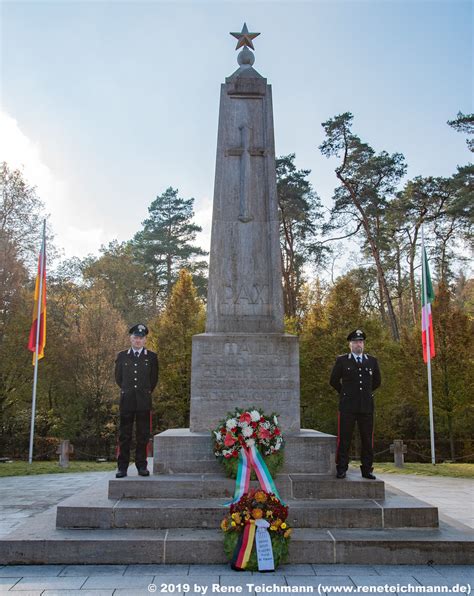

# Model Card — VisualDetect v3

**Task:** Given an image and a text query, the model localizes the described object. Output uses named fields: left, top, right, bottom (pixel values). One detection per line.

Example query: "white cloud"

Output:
left=0, top=110, right=107, bottom=259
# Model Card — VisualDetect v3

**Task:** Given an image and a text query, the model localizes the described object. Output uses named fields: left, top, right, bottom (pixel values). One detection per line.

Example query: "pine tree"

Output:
left=132, top=187, right=207, bottom=309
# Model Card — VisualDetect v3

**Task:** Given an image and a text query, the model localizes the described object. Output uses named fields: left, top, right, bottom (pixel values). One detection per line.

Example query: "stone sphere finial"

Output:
left=237, top=46, right=255, bottom=67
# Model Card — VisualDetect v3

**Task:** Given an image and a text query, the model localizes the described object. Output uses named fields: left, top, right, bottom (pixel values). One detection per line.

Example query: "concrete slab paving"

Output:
left=312, top=564, right=379, bottom=575
left=11, top=576, right=88, bottom=590
left=376, top=472, right=474, bottom=528
left=286, top=575, right=355, bottom=586
left=81, top=574, right=154, bottom=589
left=124, top=564, right=190, bottom=575
left=0, top=577, right=21, bottom=590
left=0, top=565, right=66, bottom=577
left=58, top=564, right=127, bottom=576
left=0, top=591, right=42, bottom=596
left=43, top=592, right=113, bottom=596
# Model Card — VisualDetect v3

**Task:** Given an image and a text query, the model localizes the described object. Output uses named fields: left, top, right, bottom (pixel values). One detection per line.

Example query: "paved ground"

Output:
left=375, top=472, right=474, bottom=529
left=0, top=469, right=472, bottom=594
left=0, top=563, right=472, bottom=595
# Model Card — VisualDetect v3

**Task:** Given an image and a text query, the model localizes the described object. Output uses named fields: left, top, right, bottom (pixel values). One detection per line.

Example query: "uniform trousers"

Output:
left=336, top=411, right=374, bottom=473
left=117, top=410, right=150, bottom=471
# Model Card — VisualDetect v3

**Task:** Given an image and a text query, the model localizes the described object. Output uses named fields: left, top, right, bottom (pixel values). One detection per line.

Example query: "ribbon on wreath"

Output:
left=231, top=519, right=256, bottom=571
left=231, top=518, right=275, bottom=572
left=227, top=444, right=285, bottom=505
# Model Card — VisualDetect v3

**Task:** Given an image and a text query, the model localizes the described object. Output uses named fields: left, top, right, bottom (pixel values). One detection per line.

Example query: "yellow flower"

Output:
left=270, top=525, right=277, bottom=531
left=273, top=519, right=282, bottom=529
left=220, top=519, right=228, bottom=532
left=266, top=510, right=273, bottom=518
left=231, top=521, right=236, bottom=527
left=251, top=508, right=263, bottom=519
left=281, top=522, right=287, bottom=530
left=254, top=491, right=267, bottom=503
left=233, top=513, right=242, bottom=524
left=283, top=529, right=292, bottom=539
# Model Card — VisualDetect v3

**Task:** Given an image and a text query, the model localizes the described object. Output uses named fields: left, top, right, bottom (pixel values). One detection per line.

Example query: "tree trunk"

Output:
left=337, top=173, right=400, bottom=341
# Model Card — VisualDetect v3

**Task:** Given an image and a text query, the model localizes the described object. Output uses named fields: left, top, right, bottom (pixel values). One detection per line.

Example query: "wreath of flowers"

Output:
left=220, top=489, right=291, bottom=571
left=212, top=408, right=284, bottom=478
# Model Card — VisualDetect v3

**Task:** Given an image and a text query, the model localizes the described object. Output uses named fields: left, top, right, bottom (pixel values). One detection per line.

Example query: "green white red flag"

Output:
left=421, top=245, right=435, bottom=363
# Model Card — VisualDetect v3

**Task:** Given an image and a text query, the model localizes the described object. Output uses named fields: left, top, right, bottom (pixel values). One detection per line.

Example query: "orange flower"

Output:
left=254, top=490, right=267, bottom=503
left=283, top=528, right=292, bottom=539
left=251, top=508, right=263, bottom=519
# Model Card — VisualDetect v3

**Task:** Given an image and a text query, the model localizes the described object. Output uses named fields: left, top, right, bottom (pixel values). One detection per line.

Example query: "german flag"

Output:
left=28, top=225, right=46, bottom=364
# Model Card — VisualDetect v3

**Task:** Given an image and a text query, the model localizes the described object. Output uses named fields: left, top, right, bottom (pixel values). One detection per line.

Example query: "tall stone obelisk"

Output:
left=189, top=25, right=300, bottom=433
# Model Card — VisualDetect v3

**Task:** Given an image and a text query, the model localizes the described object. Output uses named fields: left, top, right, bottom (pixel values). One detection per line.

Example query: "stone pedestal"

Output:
left=190, top=333, right=300, bottom=432
left=153, top=429, right=335, bottom=475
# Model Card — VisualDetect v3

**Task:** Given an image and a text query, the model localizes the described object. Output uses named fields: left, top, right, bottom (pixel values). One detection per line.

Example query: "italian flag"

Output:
left=421, top=245, right=435, bottom=363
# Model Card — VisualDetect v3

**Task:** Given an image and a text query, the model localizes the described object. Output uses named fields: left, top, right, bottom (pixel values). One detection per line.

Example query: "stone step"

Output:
left=56, top=494, right=438, bottom=530
left=1, top=510, right=472, bottom=565
left=108, top=471, right=385, bottom=501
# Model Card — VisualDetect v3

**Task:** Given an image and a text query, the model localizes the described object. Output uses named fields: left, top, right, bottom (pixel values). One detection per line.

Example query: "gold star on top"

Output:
left=230, top=23, right=260, bottom=51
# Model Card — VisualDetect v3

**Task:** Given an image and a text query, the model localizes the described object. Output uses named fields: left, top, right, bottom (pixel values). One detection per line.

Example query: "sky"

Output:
left=0, top=0, right=472, bottom=268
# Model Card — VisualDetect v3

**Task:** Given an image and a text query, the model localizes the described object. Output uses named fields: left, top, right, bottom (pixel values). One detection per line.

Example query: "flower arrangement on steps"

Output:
left=212, top=408, right=289, bottom=571
left=212, top=408, right=284, bottom=480
left=221, top=489, right=291, bottom=571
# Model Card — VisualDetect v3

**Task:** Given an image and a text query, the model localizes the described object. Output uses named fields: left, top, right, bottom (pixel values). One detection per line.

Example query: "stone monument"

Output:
left=190, top=25, right=300, bottom=434
left=154, top=24, right=334, bottom=475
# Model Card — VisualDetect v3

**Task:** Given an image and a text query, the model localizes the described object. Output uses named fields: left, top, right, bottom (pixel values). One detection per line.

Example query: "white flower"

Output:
left=242, top=425, right=253, bottom=438
left=262, top=421, right=270, bottom=430
left=245, top=438, right=255, bottom=448
left=226, top=418, right=237, bottom=430
left=214, top=431, right=222, bottom=442
left=273, top=415, right=278, bottom=425
left=250, top=410, right=261, bottom=422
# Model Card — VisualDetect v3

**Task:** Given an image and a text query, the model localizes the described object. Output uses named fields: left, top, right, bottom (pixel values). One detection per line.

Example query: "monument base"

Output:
left=190, top=333, right=301, bottom=432
left=153, top=428, right=336, bottom=475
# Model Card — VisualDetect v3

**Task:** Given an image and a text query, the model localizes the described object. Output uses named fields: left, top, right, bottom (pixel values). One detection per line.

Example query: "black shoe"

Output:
left=336, top=470, right=346, bottom=479
left=138, top=468, right=150, bottom=477
left=115, top=469, right=127, bottom=478
left=360, top=466, right=376, bottom=479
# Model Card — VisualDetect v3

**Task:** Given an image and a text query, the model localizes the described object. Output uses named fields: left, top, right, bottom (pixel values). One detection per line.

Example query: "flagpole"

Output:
left=421, top=226, right=436, bottom=465
left=28, top=220, right=46, bottom=465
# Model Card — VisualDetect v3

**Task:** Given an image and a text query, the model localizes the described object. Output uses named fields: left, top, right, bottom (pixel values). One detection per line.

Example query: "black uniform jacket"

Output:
left=115, top=348, right=159, bottom=412
left=329, top=353, right=381, bottom=414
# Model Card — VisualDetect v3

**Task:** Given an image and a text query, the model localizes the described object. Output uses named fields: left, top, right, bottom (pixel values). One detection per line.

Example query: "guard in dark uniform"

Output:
left=329, top=329, right=381, bottom=480
left=115, top=324, right=159, bottom=478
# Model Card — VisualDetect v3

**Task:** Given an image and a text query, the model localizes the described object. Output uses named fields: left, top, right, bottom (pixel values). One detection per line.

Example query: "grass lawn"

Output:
left=0, top=460, right=117, bottom=477
left=371, top=462, right=474, bottom=479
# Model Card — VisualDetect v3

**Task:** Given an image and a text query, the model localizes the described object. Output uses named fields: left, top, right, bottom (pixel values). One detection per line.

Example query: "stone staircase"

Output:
left=2, top=468, right=473, bottom=565
left=0, top=430, right=472, bottom=565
